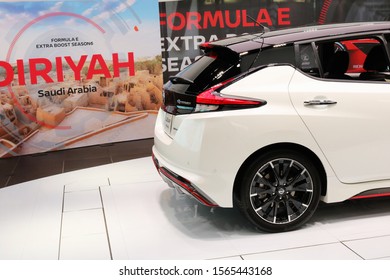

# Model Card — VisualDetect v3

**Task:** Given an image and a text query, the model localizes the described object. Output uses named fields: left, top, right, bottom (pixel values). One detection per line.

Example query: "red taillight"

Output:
left=195, top=81, right=265, bottom=112
left=197, top=86, right=262, bottom=106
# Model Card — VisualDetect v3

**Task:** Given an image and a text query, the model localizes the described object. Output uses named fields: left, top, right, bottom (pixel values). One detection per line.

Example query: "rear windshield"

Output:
left=171, top=49, right=240, bottom=94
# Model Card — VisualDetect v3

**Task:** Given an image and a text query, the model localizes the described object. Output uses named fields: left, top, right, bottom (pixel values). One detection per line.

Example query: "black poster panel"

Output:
left=159, top=0, right=390, bottom=81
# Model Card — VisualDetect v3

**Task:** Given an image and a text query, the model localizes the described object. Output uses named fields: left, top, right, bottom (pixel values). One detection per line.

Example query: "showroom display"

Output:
left=153, top=22, right=390, bottom=232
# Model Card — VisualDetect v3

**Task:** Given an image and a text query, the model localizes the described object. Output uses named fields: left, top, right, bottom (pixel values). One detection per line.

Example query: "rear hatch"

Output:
left=162, top=45, right=241, bottom=115
left=161, top=43, right=268, bottom=137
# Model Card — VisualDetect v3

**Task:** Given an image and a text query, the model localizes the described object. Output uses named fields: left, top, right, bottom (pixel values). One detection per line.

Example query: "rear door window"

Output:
left=316, top=36, right=390, bottom=81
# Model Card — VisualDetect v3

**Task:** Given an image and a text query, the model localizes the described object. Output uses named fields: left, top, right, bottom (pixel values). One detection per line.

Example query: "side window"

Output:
left=318, top=37, right=390, bottom=81
left=240, top=45, right=296, bottom=71
left=297, top=43, right=320, bottom=77
left=254, top=45, right=296, bottom=67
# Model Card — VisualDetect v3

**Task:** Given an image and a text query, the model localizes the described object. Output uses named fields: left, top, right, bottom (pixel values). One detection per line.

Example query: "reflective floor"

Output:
left=1, top=156, right=390, bottom=260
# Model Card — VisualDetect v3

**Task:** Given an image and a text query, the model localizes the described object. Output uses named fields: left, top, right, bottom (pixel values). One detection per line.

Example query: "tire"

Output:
left=236, top=149, right=321, bottom=233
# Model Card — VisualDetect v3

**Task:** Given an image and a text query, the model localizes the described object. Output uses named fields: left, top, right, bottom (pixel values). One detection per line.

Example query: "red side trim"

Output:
left=350, top=192, right=390, bottom=200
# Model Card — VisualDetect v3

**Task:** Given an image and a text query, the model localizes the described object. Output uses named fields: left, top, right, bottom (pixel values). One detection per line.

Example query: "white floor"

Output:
left=1, top=157, right=390, bottom=260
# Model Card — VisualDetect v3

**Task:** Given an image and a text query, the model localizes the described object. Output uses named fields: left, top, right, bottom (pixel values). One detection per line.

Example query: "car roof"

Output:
left=207, top=22, right=390, bottom=53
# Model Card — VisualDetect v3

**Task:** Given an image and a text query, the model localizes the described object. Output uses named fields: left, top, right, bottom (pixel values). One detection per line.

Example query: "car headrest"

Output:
left=328, top=51, right=349, bottom=74
left=363, top=45, right=388, bottom=72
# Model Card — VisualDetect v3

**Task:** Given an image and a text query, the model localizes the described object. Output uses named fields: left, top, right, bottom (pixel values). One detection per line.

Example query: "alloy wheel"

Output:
left=249, top=158, right=314, bottom=225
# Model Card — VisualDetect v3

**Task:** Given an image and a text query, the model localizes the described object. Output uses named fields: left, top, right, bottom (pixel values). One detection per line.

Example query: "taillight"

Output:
left=195, top=81, right=265, bottom=113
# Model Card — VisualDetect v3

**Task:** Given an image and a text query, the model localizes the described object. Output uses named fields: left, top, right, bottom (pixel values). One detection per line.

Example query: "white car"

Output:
left=153, top=22, right=390, bottom=232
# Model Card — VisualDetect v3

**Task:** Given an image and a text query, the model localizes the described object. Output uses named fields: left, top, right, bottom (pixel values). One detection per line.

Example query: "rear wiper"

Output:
left=169, top=76, right=194, bottom=85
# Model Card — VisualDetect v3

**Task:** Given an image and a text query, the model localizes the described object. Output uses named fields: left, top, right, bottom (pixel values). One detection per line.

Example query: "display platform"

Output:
left=0, top=138, right=154, bottom=187
left=1, top=156, right=390, bottom=260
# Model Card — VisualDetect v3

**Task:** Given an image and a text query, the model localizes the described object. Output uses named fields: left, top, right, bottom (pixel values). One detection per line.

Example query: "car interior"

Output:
left=359, top=44, right=389, bottom=81
left=317, top=37, right=390, bottom=81
left=324, top=50, right=352, bottom=80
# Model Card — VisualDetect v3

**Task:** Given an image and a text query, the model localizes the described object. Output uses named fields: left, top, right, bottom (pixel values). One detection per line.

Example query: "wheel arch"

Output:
left=233, top=142, right=328, bottom=202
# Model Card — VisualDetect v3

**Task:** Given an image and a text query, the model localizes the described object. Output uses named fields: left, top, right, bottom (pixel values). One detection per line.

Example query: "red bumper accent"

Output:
left=152, top=152, right=218, bottom=207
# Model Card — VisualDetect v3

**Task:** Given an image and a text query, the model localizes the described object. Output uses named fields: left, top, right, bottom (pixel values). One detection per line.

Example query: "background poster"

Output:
left=159, top=0, right=318, bottom=81
left=159, top=0, right=390, bottom=81
left=318, top=0, right=390, bottom=24
left=0, top=0, right=162, bottom=158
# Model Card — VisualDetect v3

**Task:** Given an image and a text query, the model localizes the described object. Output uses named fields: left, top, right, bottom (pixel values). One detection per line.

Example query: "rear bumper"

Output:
left=152, top=151, right=219, bottom=207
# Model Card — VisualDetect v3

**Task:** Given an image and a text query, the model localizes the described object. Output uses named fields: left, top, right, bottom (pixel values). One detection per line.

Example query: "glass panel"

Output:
left=298, top=43, right=319, bottom=76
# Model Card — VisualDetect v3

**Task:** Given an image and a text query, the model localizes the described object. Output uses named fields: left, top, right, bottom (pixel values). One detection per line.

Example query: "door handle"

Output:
left=304, top=99, right=337, bottom=106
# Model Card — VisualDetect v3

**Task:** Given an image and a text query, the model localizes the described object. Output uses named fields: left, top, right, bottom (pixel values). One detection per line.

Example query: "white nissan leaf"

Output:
left=153, top=22, right=390, bottom=232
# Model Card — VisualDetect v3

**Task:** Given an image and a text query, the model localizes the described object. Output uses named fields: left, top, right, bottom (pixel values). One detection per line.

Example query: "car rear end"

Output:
left=152, top=33, right=311, bottom=209
left=152, top=40, right=270, bottom=207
